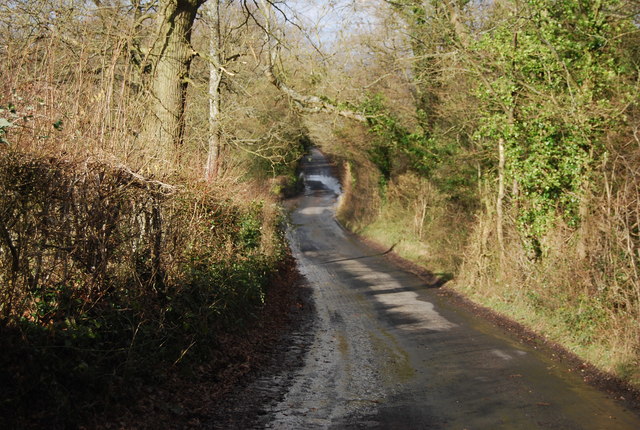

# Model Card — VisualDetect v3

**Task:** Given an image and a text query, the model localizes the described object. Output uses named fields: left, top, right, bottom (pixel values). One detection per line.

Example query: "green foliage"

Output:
left=361, top=94, right=438, bottom=179
left=359, top=94, right=477, bottom=205
left=237, top=202, right=264, bottom=251
left=348, top=0, right=640, bottom=389
left=559, top=294, right=608, bottom=345
left=473, top=0, right=629, bottom=247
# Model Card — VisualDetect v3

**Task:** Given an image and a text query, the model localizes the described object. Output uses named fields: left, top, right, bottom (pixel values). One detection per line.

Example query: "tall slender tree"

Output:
left=205, top=0, right=224, bottom=180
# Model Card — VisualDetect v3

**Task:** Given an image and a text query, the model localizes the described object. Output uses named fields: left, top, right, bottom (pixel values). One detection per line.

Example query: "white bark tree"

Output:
left=205, top=0, right=224, bottom=180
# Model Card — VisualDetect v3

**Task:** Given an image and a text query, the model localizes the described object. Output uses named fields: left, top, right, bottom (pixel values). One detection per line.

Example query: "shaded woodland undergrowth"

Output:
left=0, top=150, right=296, bottom=428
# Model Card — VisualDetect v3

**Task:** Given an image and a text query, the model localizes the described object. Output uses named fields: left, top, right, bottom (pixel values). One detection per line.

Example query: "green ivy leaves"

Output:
left=473, top=0, right=627, bottom=249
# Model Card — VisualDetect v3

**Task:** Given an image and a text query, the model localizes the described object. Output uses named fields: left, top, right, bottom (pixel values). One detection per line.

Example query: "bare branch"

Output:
left=115, top=164, right=177, bottom=194
left=259, top=0, right=367, bottom=123
left=264, top=67, right=366, bottom=122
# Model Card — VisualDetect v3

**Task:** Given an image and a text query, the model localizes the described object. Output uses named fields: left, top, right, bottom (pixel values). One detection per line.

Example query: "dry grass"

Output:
left=360, top=173, right=471, bottom=276
left=455, top=198, right=640, bottom=387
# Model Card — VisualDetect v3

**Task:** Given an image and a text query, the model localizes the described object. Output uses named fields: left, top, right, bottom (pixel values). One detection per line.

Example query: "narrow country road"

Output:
left=264, top=148, right=640, bottom=429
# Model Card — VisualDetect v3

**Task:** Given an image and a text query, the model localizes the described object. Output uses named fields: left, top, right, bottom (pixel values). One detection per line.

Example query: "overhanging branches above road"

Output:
left=258, top=0, right=367, bottom=123
left=264, top=67, right=368, bottom=123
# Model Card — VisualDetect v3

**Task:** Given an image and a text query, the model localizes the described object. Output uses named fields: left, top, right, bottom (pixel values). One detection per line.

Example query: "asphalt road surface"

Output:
left=264, top=148, right=640, bottom=429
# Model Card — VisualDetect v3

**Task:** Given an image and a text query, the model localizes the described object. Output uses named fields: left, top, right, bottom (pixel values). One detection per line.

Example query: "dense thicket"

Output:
left=0, top=0, right=306, bottom=426
left=0, top=153, right=287, bottom=427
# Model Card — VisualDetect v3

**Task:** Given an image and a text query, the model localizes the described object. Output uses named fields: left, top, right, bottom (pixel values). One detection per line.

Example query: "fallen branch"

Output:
left=115, top=164, right=177, bottom=194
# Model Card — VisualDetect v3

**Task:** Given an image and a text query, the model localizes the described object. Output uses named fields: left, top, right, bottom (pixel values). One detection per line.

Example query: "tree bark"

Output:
left=264, top=68, right=367, bottom=123
left=205, top=0, right=223, bottom=181
left=497, top=137, right=506, bottom=260
left=444, top=0, right=470, bottom=48
left=144, top=0, right=205, bottom=165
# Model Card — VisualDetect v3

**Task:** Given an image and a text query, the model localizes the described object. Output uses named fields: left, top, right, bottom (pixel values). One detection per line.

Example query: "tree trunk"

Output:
left=205, top=0, right=223, bottom=181
left=144, top=0, right=204, bottom=166
left=444, top=0, right=470, bottom=48
left=497, top=137, right=506, bottom=260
